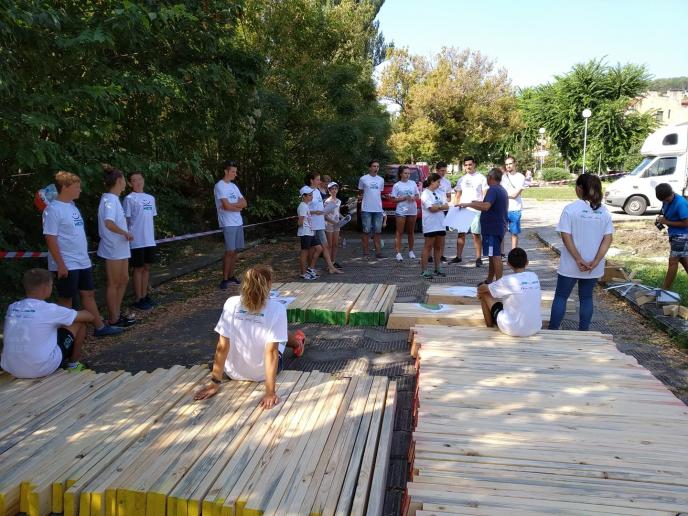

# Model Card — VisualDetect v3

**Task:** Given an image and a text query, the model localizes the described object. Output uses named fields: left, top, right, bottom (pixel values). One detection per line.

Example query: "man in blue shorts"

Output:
left=655, top=183, right=688, bottom=290
left=215, top=160, right=247, bottom=289
left=358, top=159, right=385, bottom=259
left=502, top=156, right=526, bottom=253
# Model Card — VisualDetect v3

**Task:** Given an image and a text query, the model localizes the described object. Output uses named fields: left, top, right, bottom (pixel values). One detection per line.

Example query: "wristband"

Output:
left=210, top=376, right=222, bottom=384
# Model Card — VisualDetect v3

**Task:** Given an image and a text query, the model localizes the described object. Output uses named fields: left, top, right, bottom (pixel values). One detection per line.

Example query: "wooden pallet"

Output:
left=273, top=282, right=397, bottom=326
left=405, top=325, right=688, bottom=515
left=0, top=367, right=395, bottom=516
left=387, top=303, right=548, bottom=330
left=425, top=284, right=574, bottom=312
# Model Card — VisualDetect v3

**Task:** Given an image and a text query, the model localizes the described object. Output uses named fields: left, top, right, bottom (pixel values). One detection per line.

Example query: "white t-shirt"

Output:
left=42, top=200, right=91, bottom=271
left=391, top=180, right=419, bottom=216
left=324, top=198, right=342, bottom=231
left=214, top=180, right=244, bottom=228
left=557, top=200, right=614, bottom=279
left=488, top=271, right=542, bottom=337
left=503, top=172, right=526, bottom=211
left=358, top=174, right=384, bottom=213
left=439, top=176, right=452, bottom=202
left=421, top=188, right=446, bottom=233
left=123, top=192, right=157, bottom=249
left=1, top=298, right=77, bottom=378
left=214, top=296, right=289, bottom=382
left=97, top=193, right=131, bottom=260
left=454, top=173, right=488, bottom=203
left=309, top=189, right=326, bottom=231
left=297, top=202, right=314, bottom=236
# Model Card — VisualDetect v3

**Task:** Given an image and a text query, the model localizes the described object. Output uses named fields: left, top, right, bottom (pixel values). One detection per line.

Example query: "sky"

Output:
left=375, top=0, right=686, bottom=88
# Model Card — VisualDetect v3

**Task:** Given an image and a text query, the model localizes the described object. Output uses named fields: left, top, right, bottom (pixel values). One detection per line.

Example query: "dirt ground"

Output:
left=609, top=220, right=667, bottom=260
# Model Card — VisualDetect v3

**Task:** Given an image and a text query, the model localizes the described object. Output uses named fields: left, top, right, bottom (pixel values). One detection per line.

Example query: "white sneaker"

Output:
left=396, top=252, right=403, bottom=262
left=408, top=250, right=416, bottom=259
left=307, top=267, right=318, bottom=276
left=301, top=272, right=316, bottom=281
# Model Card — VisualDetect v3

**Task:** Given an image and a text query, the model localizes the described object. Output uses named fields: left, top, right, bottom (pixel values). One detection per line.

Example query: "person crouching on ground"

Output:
left=655, top=183, right=688, bottom=290
left=1, top=269, right=95, bottom=377
left=477, top=248, right=542, bottom=337
left=194, top=265, right=306, bottom=408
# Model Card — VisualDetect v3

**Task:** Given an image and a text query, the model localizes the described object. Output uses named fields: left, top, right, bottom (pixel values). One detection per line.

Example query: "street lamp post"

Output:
left=538, top=127, right=545, bottom=174
left=582, top=108, right=591, bottom=174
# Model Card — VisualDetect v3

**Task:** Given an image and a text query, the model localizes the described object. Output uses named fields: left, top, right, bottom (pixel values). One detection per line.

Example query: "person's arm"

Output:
left=220, top=198, right=245, bottom=212
left=298, top=215, right=305, bottom=227
left=74, top=309, right=95, bottom=323
left=509, top=188, right=524, bottom=199
left=459, top=200, right=492, bottom=211
left=45, top=235, right=68, bottom=278
left=658, top=216, right=688, bottom=228
left=588, top=234, right=614, bottom=271
left=105, top=219, right=133, bottom=241
left=428, top=202, right=449, bottom=213
left=262, top=342, right=280, bottom=409
left=194, top=335, right=230, bottom=400
left=560, top=232, right=590, bottom=272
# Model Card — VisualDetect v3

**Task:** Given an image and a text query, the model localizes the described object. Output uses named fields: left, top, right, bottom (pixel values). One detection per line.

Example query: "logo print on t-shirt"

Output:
left=72, top=212, right=84, bottom=227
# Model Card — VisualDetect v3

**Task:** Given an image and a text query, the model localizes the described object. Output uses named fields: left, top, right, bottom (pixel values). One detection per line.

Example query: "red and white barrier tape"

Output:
left=1, top=215, right=298, bottom=259
left=540, top=172, right=625, bottom=186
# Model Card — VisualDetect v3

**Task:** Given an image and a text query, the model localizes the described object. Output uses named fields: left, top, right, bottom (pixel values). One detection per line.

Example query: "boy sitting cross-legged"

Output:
left=1, top=269, right=95, bottom=377
left=477, top=247, right=542, bottom=337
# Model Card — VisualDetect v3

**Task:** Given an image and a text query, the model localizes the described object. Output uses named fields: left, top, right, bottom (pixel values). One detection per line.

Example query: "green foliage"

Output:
left=541, top=167, right=571, bottom=182
left=648, top=77, right=688, bottom=92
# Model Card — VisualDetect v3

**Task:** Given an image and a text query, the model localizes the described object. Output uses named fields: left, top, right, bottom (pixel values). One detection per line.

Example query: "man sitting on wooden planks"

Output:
left=1, top=268, right=95, bottom=377
left=476, top=248, right=542, bottom=337
left=194, top=265, right=306, bottom=409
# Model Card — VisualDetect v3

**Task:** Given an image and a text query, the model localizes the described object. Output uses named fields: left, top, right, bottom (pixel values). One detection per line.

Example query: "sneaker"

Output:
left=144, top=295, right=157, bottom=306
left=434, top=270, right=446, bottom=277
left=501, top=253, right=507, bottom=261
left=219, top=279, right=230, bottom=290
left=301, top=273, right=316, bottom=281
left=94, top=324, right=124, bottom=338
left=441, top=256, right=448, bottom=263
left=134, top=298, right=153, bottom=311
left=307, top=267, right=318, bottom=276
left=408, top=250, right=416, bottom=259
left=334, top=262, right=343, bottom=269
left=111, top=314, right=136, bottom=328
left=375, top=253, right=385, bottom=259
left=428, top=256, right=434, bottom=263
left=450, top=256, right=462, bottom=264
left=228, top=276, right=241, bottom=285
left=293, top=330, right=306, bottom=358
left=67, top=362, right=87, bottom=372
left=396, top=252, right=403, bottom=262
left=420, top=271, right=434, bottom=279
left=475, top=258, right=483, bottom=268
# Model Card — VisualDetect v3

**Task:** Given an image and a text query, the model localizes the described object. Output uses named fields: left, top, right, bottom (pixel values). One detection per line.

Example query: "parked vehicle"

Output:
left=604, top=124, right=688, bottom=215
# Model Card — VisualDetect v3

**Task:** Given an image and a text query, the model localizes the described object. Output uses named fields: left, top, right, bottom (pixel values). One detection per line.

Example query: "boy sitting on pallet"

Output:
left=1, top=269, right=95, bottom=377
left=477, top=248, right=542, bottom=337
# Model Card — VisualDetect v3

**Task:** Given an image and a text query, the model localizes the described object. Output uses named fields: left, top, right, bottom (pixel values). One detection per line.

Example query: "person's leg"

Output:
left=330, top=231, right=339, bottom=263
left=455, top=233, right=466, bottom=260
left=115, top=259, right=129, bottom=321
left=79, top=290, right=105, bottom=329
left=372, top=213, right=383, bottom=254
left=105, top=260, right=120, bottom=324
left=299, top=245, right=309, bottom=275
left=141, top=262, right=151, bottom=299
left=479, top=291, right=499, bottom=327
left=309, top=244, right=323, bottom=268
left=508, top=210, right=521, bottom=251
left=63, top=322, right=85, bottom=362
left=326, top=231, right=335, bottom=260
left=433, top=236, right=443, bottom=270
left=133, top=266, right=144, bottom=301
left=406, top=216, right=416, bottom=254
left=680, top=256, right=688, bottom=275
left=511, top=233, right=518, bottom=250
left=394, top=215, right=405, bottom=253
left=490, top=256, right=503, bottom=281
left=473, top=233, right=482, bottom=260
left=421, top=236, right=434, bottom=273
left=360, top=212, right=371, bottom=255
left=548, top=274, right=576, bottom=330
left=577, top=277, right=597, bottom=331
left=663, top=257, right=679, bottom=290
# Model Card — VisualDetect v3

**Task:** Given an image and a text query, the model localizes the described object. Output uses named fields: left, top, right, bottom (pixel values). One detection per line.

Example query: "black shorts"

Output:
left=131, top=246, right=156, bottom=268
left=300, top=235, right=319, bottom=250
left=490, top=301, right=504, bottom=325
left=57, top=328, right=75, bottom=366
left=423, top=230, right=446, bottom=238
left=55, top=268, right=95, bottom=299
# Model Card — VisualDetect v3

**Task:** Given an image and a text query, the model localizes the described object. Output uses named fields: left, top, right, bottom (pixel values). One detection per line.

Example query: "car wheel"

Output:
left=624, top=195, right=647, bottom=216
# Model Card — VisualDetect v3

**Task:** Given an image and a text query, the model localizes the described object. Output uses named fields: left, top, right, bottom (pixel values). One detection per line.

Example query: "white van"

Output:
left=604, top=123, right=688, bottom=215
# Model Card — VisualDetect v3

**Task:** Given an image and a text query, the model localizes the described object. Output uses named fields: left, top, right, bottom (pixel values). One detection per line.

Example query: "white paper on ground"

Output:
left=444, top=206, right=478, bottom=232
left=444, top=286, right=477, bottom=297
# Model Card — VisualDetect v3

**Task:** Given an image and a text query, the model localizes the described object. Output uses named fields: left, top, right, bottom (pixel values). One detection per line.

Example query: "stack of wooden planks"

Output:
left=425, top=284, right=574, bottom=312
left=0, top=367, right=396, bottom=516
left=272, top=282, right=397, bottom=326
left=405, top=325, right=688, bottom=515
left=387, top=303, right=548, bottom=330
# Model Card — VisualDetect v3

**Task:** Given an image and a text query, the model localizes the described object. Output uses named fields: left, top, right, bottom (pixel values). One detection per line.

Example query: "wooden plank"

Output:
left=387, top=303, right=547, bottom=330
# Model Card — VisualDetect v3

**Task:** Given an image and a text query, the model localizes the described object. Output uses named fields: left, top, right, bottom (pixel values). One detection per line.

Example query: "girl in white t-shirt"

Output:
left=324, top=182, right=343, bottom=268
left=194, top=265, right=306, bottom=409
left=97, top=165, right=134, bottom=328
left=391, top=166, right=420, bottom=262
left=420, top=173, right=449, bottom=278
left=548, top=174, right=614, bottom=331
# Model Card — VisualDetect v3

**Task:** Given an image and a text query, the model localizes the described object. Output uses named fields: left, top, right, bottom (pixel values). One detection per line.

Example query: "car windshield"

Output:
left=628, top=156, right=655, bottom=176
left=385, top=167, right=421, bottom=183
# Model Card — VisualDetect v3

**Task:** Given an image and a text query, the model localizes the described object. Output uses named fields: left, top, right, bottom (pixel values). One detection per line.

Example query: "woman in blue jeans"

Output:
left=548, top=174, right=614, bottom=330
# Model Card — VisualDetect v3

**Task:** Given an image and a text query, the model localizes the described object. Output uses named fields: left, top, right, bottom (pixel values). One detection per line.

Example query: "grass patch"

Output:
left=612, top=257, right=688, bottom=306
left=522, top=186, right=578, bottom=201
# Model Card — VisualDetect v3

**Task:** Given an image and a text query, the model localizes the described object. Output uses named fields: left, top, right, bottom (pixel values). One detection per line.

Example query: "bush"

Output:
left=541, top=167, right=571, bottom=182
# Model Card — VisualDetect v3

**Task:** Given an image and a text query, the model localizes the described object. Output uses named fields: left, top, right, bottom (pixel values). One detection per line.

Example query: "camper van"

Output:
left=604, top=123, right=688, bottom=215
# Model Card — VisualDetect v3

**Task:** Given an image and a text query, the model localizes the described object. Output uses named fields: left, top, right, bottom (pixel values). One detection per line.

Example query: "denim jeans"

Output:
left=548, top=274, right=597, bottom=331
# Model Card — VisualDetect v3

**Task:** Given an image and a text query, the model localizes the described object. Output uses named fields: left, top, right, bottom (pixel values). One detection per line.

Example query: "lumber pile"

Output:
left=387, top=303, right=548, bottom=330
left=272, top=282, right=397, bottom=326
left=405, top=325, right=688, bottom=515
left=425, top=284, right=573, bottom=312
left=0, top=367, right=396, bottom=516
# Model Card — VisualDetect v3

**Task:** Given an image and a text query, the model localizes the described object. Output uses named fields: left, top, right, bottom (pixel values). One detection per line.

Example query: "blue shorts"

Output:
left=508, top=210, right=522, bottom=235
left=361, top=211, right=383, bottom=234
left=222, top=226, right=245, bottom=251
left=482, top=234, right=503, bottom=257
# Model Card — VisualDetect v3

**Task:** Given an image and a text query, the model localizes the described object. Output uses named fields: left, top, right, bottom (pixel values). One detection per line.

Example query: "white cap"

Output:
left=299, top=186, right=314, bottom=196
left=327, top=181, right=338, bottom=189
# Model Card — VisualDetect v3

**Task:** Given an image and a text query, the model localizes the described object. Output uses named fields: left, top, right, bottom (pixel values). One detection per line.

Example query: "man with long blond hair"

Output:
left=194, top=265, right=305, bottom=408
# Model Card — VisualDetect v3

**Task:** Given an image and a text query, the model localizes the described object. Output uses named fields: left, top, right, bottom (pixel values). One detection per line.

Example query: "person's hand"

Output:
left=260, top=393, right=279, bottom=409
left=575, top=257, right=591, bottom=272
left=194, top=383, right=220, bottom=400
left=124, top=232, right=134, bottom=241
left=587, top=258, right=600, bottom=271
left=57, top=263, right=68, bottom=279
left=657, top=216, right=667, bottom=225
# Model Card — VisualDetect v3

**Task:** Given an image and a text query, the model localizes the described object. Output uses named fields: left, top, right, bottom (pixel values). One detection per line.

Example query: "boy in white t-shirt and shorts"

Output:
left=358, top=159, right=385, bottom=259
left=477, top=248, right=542, bottom=337
left=451, top=157, right=487, bottom=267
left=215, top=160, right=247, bottom=289
left=1, top=269, right=95, bottom=377
left=124, top=171, right=158, bottom=310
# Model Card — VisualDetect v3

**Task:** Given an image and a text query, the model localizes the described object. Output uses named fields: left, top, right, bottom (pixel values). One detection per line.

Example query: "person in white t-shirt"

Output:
left=391, top=166, right=420, bottom=262
left=358, top=160, right=385, bottom=259
left=435, top=161, right=452, bottom=264
left=420, top=173, right=449, bottom=278
left=297, top=186, right=334, bottom=279
left=548, top=174, right=613, bottom=331
left=477, top=248, right=542, bottom=337
left=452, top=157, right=488, bottom=267
left=502, top=156, right=526, bottom=251
left=215, top=160, right=247, bottom=289
left=304, top=172, right=342, bottom=275
left=194, top=265, right=306, bottom=409
left=123, top=171, right=157, bottom=310
left=324, top=182, right=343, bottom=268
left=1, top=269, right=95, bottom=377
left=43, top=171, right=122, bottom=338
left=98, top=165, right=135, bottom=329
